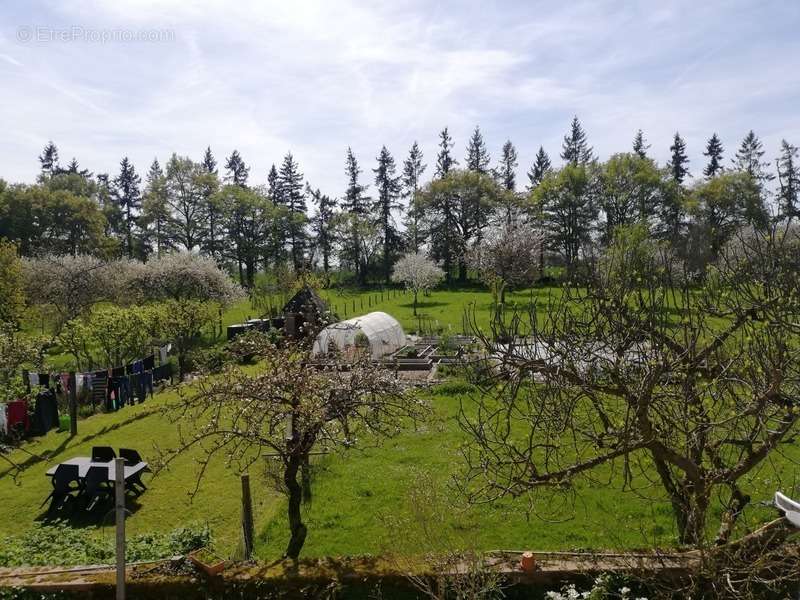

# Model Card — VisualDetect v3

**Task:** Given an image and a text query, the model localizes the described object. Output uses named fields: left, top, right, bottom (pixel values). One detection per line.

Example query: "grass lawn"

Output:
left=319, top=286, right=554, bottom=335
left=0, top=384, right=281, bottom=555
left=255, top=381, right=793, bottom=559
left=2, top=285, right=796, bottom=564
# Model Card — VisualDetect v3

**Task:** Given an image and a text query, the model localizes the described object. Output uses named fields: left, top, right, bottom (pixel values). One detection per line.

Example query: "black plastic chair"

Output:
left=91, top=446, right=116, bottom=462
left=83, top=466, right=113, bottom=511
left=41, top=464, right=81, bottom=513
left=119, top=448, right=148, bottom=493
left=119, top=448, right=143, bottom=465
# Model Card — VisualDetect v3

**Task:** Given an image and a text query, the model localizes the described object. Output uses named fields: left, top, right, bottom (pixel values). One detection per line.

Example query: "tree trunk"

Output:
left=301, top=456, right=312, bottom=503
left=284, top=455, right=307, bottom=560
left=458, top=257, right=468, bottom=283
left=413, top=289, right=418, bottom=316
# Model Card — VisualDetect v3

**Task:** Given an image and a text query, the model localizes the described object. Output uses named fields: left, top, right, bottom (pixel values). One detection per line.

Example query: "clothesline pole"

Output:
left=68, top=372, right=77, bottom=437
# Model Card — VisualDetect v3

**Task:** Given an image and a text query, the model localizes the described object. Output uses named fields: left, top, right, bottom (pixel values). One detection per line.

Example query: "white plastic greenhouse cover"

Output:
left=312, top=311, right=406, bottom=360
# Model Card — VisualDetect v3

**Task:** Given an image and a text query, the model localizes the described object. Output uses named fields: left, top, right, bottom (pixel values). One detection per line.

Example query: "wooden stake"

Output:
left=241, top=473, right=254, bottom=560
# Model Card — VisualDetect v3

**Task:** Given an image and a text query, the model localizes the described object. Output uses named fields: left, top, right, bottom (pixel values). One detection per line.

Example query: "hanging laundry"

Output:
left=92, top=372, right=109, bottom=411
left=132, top=360, right=144, bottom=374
left=143, top=371, right=154, bottom=400
left=111, top=365, right=126, bottom=378
left=143, top=354, right=155, bottom=371
left=0, top=403, right=7, bottom=436
left=6, top=401, right=30, bottom=434
left=82, top=373, right=93, bottom=391
left=59, top=373, right=70, bottom=396
left=39, top=373, right=51, bottom=389
left=152, top=363, right=172, bottom=383
left=159, top=344, right=171, bottom=364
left=27, top=372, right=39, bottom=388
left=33, top=390, right=59, bottom=435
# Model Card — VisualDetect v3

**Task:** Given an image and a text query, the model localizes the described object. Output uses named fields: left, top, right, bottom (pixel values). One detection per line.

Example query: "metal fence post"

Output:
left=115, top=458, right=126, bottom=600
left=69, top=371, right=78, bottom=436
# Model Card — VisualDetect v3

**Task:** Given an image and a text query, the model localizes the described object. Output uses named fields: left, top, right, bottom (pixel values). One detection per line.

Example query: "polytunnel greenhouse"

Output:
left=311, top=311, right=406, bottom=360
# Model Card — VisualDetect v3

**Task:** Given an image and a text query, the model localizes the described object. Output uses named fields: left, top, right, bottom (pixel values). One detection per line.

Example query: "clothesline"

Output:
left=3, top=344, right=175, bottom=439
left=23, top=344, right=172, bottom=390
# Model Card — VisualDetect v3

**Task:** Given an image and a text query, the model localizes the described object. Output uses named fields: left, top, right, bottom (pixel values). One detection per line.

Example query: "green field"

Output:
left=0, top=286, right=794, bottom=563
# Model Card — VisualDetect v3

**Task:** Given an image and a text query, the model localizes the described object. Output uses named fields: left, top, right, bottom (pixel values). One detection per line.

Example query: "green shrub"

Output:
left=0, top=522, right=210, bottom=567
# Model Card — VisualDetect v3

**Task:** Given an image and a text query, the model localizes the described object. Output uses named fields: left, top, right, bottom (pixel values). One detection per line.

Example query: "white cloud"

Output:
left=0, top=0, right=798, bottom=195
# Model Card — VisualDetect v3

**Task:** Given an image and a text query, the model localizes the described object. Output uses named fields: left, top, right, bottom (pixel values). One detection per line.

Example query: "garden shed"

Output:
left=312, top=311, right=406, bottom=360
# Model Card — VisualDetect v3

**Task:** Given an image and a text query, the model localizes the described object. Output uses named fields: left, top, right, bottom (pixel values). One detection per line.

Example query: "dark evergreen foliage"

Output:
left=373, top=145, right=402, bottom=283
left=112, top=156, right=142, bottom=258
left=632, top=129, right=650, bottom=159
left=224, top=150, right=250, bottom=187
left=401, top=141, right=427, bottom=251
left=668, top=132, right=690, bottom=184
left=527, top=146, right=552, bottom=190
left=435, top=127, right=457, bottom=177
left=703, top=133, right=724, bottom=178
left=561, top=116, right=593, bottom=165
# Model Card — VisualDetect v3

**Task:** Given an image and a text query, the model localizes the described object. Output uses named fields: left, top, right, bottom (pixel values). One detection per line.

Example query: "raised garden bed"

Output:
left=188, top=548, right=227, bottom=576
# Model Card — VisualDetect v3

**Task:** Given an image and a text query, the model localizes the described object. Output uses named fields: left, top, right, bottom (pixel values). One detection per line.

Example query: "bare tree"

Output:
left=155, top=336, right=428, bottom=560
left=459, top=224, right=800, bottom=547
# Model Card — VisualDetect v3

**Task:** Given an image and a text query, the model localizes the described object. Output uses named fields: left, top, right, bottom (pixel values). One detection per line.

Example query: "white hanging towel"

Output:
left=28, top=372, right=39, bottom=387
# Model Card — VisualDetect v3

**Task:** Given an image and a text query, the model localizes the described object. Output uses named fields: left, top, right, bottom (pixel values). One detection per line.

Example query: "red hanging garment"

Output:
left=6, top=400, right=30, bottom=433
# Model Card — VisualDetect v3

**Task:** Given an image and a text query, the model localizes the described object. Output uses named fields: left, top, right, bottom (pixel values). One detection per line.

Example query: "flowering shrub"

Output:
left=123, top=252, right=243, bottom=305
left=546, top=575, right=648, bottom=600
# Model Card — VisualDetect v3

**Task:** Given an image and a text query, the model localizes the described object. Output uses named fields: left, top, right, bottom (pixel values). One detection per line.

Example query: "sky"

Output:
left=1, top=0, right=799, bottom=196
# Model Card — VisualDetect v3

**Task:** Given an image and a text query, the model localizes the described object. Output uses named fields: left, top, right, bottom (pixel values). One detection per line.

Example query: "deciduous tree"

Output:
left=460, top=225, right=800, bottom=547
left=156, top=338, right=426, bottom=559
left=391, top=252, right=444, bottom=315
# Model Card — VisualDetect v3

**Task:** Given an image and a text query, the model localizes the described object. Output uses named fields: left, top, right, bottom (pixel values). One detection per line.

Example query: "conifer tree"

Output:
left=668, top=132, right=690, bottom=184
left=777, top=140, right=800, bottom=222
left=112, top=156, right=142, bottom=258
left=402, top=141, right=427, bottom=252
left=561, top=116, right=593, bottom=165
left=703, top=133, right=724, bottom=178
left=496, top=140, right=518, bottom=191
left=435, top=127, right=457, bottom=177
left=308, top=186, right=336, bottom=274
left=465, top=126, right=490, bottom=173
left=733, top=130, right=774, bottom=184
left=495, top=140, right=519, bottom=226
left=527, top=146, right=552, bottom=190
left=38, top=141, right=60, bottom=179
left=64, top=157, right=91, bottom=178
left=373, top=146, right=402, bottom=283
left=142, top=158, right=172, bottom=257
left=224, top=150, right=249, bottom=187
left=200, top=147, right=222, bottom=259
left=277, top=152, right=307, bottom=270
left=632, top=129, right=650, bottom=159
left=267, top=164, right=279, bottom=200
left=341, top=148, right=370, bottom=285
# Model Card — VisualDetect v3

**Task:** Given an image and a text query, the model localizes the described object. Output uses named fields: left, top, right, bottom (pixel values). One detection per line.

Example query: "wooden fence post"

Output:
left=69, top=371, right=78, bottom=436
left=241, top=473, right=254, bottom=560
left=115, top=458, right=126, bottom=600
